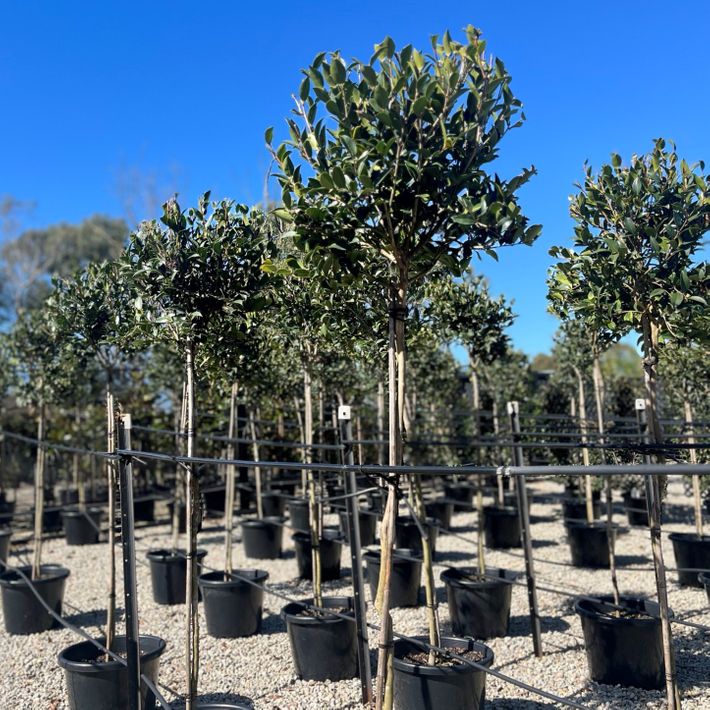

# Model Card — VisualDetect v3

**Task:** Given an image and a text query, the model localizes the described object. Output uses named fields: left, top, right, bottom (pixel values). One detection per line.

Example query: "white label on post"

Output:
left=338, top=405, right=352, bottom=421
left=635, top=399, right=646, bottom=411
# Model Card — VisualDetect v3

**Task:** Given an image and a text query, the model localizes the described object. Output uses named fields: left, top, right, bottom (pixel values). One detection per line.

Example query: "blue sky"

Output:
left=1, top=1, right=708, bottom=355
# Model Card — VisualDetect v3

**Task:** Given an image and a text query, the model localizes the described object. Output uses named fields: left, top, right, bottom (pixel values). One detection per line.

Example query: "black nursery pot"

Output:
left=367, top=489, right=385, bottom=514
left=287, top=497, right=310, bottom=533
left=293, top=529, right=343, bottom=581
left=198, top=569, right=269, bottom=638
left=261, top=491, right=286, bottom=518
left=133, top=496, right=156, bottom=523
left=668, top=533, right=710, bottom=587
left=624, top=494, right=649, bottom=526
left=363, top=549, right=422, bottom=608
left=566, top=521, right=615, bottom=568
left=281, top=596, right=358, bottom=681
left=241, top=517, right=284, bottom=559
left=392, top=635, right=494, bottom=710
left=483, top=506, right=521, bottom=549
left=41, top=506, right=63, bottom=533
left=425, top=499, right=454, bottom=530
left=0, top=564, right=70, bottom=634
left=146, top=549, right=207, bottom=605
left=699, top=571, right=710, bottom=604
left=203, top=485, right=227, bottom=514
left=440, top=567, right=517, bottom=639
left=443, top=483, right=474, bottom=511
left=57, top=634, right=166, bottom=710
left=575, top=595, right=668, bottom=689
left=338, top=508, right=377, bottom=547
left=562, top=497, right=601, bottom=522
left=502, top=491, right=532, bottom=511
left=395, top=517, right=440, bottom=557
left=62, top=508, right=102, bottom=546
left=0, top=528, right=11, bottom=565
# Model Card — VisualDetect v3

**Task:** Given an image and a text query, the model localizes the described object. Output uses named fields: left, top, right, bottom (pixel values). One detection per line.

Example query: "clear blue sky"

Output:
left=1, top=1, right=708, bottom=355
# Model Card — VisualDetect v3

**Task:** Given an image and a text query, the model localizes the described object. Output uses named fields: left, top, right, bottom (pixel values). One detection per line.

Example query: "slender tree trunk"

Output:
left=293, top=396, right=307, bottom=494
left=32, top=398, right=46, bottom=580
left=683, top=398, right=702, bottom=537
left=172, top=381, right=188, bottom=552
left=592, top=355, right=619, bottom=605
left=184, top=342, right=200, bottom=710
left=355, top=414, right=364, bottom=466
left=377, top=378, right=386, bottom=467
left=224, top=382, right=238, bottom=574
left=574, top=367, right=594, bottom=523
left=641, top=315, right=680, bottom=710
left=105, top=377, right=117, bottom=652
left=248, top=409, right=263, bottom=519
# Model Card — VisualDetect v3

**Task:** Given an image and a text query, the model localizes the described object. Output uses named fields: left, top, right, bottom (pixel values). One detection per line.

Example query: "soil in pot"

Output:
left=241, top=517, right=284, bottom=559
left=393, top=635, right=494, bottom=710
left=425, top=499, right=454, bottom=530
left=293, top=528, right=343, bottom=581
left=146, top=549, right=207, bottom=605
left=483, top=506, right=521, bottom=549
left=338, top=508, right=377, bottom=547
left=363, top=548, right=422, bottom=608
left=62, top=508, right=102, bottom=545
left=281, top=596, right=358, bottom=681
left=623, top=494, right=649, bottom=527
left=0, top=564, right=70, bottom=634
left=565, top=521, right=616, bottom=568
left=0, top=528, right=11, bottom=565
left=287, top=498, right=310, bottom=533
left=668, top=533, right=710, bottom=587
left=57, top=634, right=166, bottom=710
left=261, top=491, right=286, bottom=518
left=198, top=569, right=268, bottom=638
left=443, top=483, right=475, bottom=512
left=440, top=567, right=517, bottom=639
left=395, top=516, right=440, bottom=557
left=575, top=595, right=668, bottom=689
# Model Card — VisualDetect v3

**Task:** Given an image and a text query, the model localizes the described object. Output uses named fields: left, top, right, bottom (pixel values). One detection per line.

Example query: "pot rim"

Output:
left=440, top=566, right=518, bottom=589
left=564, top=520, right=618, bottom=531
left=698, top=571, right=710, bottom=585
left=281, top=596, right=353, bottom=625
left=241, top=516, right=285, bottom=529
left=0, top=563, right=70, bottom=587
left=392, top=635, right=494, bottom=676
left=363, top=547, right=422, bottom=564
left=292, top=528, right=343, bottom=544
left=198, top=569, right=269, bottom=588
left=57, top=634, right=166, bottom=672
left=574, top=595, right=667, bottom=626
left=61, top=508, right=103, bottom=518
left=668, top=532, right=710, bottom=543
left=482, top=505, right=518, bottom=516
left=146, top=548, right=207, bottom=562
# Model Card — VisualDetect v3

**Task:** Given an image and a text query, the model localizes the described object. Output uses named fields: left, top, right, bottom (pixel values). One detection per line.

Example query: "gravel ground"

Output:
left=1, top=476, right=709, bottom=709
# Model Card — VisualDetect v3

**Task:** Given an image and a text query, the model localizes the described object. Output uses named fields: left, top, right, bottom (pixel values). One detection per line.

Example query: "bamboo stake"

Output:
left=574, top=367, right=594, bottom=523
left=31, top=398, right=46, bottom=581
left=224, top=382, right=238, bottom=574
left=105, top=386, right=117, bottom=652
left=303, top=361, right=321, bottom=606
left=684, top=399, right=702, bottom=537
left=249, top=410, right=263, bottom=520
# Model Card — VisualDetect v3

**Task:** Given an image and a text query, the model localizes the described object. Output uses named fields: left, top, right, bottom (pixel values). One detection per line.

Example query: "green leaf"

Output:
left=264, top=127, right=274, bottom=145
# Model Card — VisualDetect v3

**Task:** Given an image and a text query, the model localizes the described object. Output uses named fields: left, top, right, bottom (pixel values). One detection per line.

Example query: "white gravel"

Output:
left=1, top=476, right=708, bottom=709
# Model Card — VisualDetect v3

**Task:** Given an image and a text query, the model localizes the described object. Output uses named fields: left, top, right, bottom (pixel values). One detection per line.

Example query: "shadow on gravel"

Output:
left=615, top=553, right=651, bottom=566
left=435, top=550, right=477, bottom=563
left=531, top=539, right=557, bottom=549
left=508, top=614, right=571, bottom=637
left=171, top=693, right=254, bottom=709
left=259, top=612, right=286, bottom=635
left=64, top=607, right=124, bottom=628
left=487, top=700, right=557, bottom=708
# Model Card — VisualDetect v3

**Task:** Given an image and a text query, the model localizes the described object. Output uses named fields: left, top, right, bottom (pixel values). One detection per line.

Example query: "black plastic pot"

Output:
left=502, top=491, right=533, bottom=511
left=62, top=508, right=102, bottom=545
left=203, top=485, right=227, bottom=514
left=483, top=506, right=521, bottom=549
left=198, top=569, right=269, bottom=638
left=0, top=564, right=70, bottom=634
left=293, top=529, right=343, bottom=581
left=395, top=517, right=440, bottom=557
left=392, top=635, right=493, bottom=710
left=60, top=488, right=81, bottom=506
left=57, top=634, right=166, bottom=710
left=281, top=596, right=358, bottom=681
left=363, top=549, right=422, bottom=607
left=237, top=483, right=254, bottom=511
left=443, top=483, right=474, bottom=512
left=146, top=549, right=207, bottom=605
left=271, top=478, right=298, bottom=497
left=624, top=494, right=649, bottom=526
left=287, top=498, right=310, bottom=533
left=367, top=489, right=385, bottom=514
left=566, top=521, right=615, bottom=568
left=133, top=496, right=156, bottom=523
left=338, top=508, right=377, bottom=546
left=440, top=567, right=517, bottom=639
left=0, top=528, right=11, bottom=565
left=0, top=500, right=13, bottom=527
left=40, top=506, right=63, bottom=533
left=166, top=501, right=187, bottom=533
left=575, top=595, right=667, bottom=689
left=425, top=499, right=454, bottom=530
left=327, top=485, right=347, bottom=512
left=699, top=571, right=710, bottom=604
left=668, top=532, right=710, bottom=587
left=241, top=517, right=284, bottom=559
left=261, top=491, right=286, bottom=518
left=562, top=497, right=601, bottom=522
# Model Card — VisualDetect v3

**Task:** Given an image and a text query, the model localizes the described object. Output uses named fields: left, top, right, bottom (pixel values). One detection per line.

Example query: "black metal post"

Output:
left=338, top=405, right=372, bottom=705
left=117, top=413, right=141, bottom=710
left=507, top=401, right=542, bottom=657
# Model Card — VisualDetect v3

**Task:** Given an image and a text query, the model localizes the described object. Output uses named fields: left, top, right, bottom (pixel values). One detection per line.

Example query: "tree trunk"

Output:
left=303, top=360, right=321, bottom=606
left=641, top=315, right=680, bottom=710
left=293, top=396, right=306, bottom=494
left=172, top=381, right=188, bottom=553
left=377, top=378, right=386, bottom=467
left=224, top=382, right=238, bottom=574
left=248, top=407, right=263, bottom=519
left=574, top=367, right=594, bottom=523
left=683, top=398, right=702, bottom=537
left=31, top=399, right=46, bottom=580
left=184, top=342, right=200, bottom=710
left=105, top=379, right=117, bottom=652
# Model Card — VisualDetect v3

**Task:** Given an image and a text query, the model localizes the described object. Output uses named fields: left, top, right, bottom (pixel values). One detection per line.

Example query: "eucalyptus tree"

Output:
left=548, top=139, right=709, bottom=709
left=9, top=306, right=83, bottom=579
left=269, top=27, right=539, bottom=703
left=122, top=194, right=275, bottom=709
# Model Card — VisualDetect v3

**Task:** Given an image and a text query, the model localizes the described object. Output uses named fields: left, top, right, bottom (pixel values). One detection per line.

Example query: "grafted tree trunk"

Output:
left=32, top=398, right=46, bottom=581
